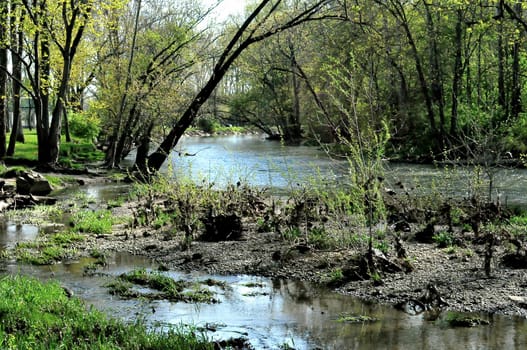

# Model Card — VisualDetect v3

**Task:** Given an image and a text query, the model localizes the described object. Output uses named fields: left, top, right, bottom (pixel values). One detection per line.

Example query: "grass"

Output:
left=71, top=209, right=113, bottom=234
left=443, top=311, right=490, bottom=327
left=113, top=269, right=219, bottom=303
left=0, top=275, right=213, bottom=349
left=13, top=231, right=83, bottom=265
left=15, top=244, right=69, bottom=265
left=335, top=313, right=378, bottom=324
left=432, top=231, right=455, bottom=248
left=5, top=130, right=104, bottom=166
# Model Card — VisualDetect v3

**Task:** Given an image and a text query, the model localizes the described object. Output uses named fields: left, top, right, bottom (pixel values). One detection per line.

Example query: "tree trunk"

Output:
left=379, top=0, right=436, bottom=134
left=7, top=4, right=25, bottom=156
left=497, top=20, right=507, bottom=119
left=107, top=0, right=142, bottom=168
left=424, top=1, right=445, bottom=140
left=36, top=28, right=52, bottom=164
left=144, top=0, right=329, bottom=172
left=510, top=3, right=523, bottom=120
left=0, top=1, right=7, bottom=159
left=288, top=42, right=302, bottom=142
left=134, top=121, right=154, bottom=173
left=63, top=108, right=71, bottom=143
left=450, top=9, right=463, bottom=136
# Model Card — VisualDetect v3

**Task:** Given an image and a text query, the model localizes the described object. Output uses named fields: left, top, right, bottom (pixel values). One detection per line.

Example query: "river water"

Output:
left=3, top=134, right=527, bottom=349
left=164, top=135, right=527, bottom=207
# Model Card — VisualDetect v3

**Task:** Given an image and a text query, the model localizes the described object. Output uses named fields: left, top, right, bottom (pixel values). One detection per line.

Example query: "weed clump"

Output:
left=112, top=269, right=220, bottom=304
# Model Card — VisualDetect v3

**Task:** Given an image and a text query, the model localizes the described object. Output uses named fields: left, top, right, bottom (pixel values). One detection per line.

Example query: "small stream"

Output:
left=2, top=223, right=527, bottom=349
left=3, top=135, right=527, bottom=348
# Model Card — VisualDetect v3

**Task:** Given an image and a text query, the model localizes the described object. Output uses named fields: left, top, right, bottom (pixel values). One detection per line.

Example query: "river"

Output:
left=161, top=134, right=527, bottom=206
left=3, top=134, right=527, bottom=349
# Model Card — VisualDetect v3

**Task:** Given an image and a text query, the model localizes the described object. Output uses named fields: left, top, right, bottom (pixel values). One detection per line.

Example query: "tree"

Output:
left=0, top=1, right=8, bottom=159
left=7, top=1, right=26, bottom=156
left=142, top=0, right=338, bottom=173
left=93, top=0, right=207, bottom=168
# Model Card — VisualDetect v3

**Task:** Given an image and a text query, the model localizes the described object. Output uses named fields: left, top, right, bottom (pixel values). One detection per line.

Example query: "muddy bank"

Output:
left=74, top=197, right=527, bottom=319
left=4, top=167, right=526, bottom=319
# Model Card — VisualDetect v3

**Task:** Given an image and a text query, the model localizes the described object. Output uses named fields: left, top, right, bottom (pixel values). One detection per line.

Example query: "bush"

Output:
left=196, top=118, right=220, bottom=134
left=68, top=112, right=100, bottom=141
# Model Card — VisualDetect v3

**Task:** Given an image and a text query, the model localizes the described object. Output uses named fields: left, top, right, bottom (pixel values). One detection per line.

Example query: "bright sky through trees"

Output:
left=202, top=0, right=248, bottom=22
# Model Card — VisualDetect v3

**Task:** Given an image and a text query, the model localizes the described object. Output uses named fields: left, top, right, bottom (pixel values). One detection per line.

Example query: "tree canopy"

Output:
left=0, top=0, right=526, bottom=170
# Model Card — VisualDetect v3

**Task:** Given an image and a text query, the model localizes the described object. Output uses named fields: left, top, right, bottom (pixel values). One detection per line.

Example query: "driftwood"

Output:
left=396, top=283, right=448, bottom=315
left=0, top=195, right=56, bottom=212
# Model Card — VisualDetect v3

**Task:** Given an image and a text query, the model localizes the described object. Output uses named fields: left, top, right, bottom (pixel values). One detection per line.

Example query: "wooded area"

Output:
left=0, top=0, right=526, bottom=170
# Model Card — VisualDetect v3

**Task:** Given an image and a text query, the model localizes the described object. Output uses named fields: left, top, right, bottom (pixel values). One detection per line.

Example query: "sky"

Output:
left=202, top=0, right=248, bottom=22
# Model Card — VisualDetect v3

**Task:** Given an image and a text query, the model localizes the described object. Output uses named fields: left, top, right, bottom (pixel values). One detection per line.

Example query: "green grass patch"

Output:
left=15, top=243, right=68, bottom=265
left=115, top=269, right=219, bottom=303
left=50, top=232, right=85, bottom=245
left=0, top=275, right=213, bottom=349
left=510, top=214, right=527, bottom=226
left=443, top=311, right=490, bottom=327
left=432, top=231, right=455, bottom=248
left=10, top=232, right=83, bottom=265
left=5, top=130, right=103, bottom=166
left=72, top=209, right=113, bottom=234
left=335, top=313, right=378, bottom=324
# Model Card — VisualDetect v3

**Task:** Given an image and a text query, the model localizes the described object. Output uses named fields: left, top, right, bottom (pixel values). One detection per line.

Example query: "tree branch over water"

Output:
left=143, top=0, right=337, bottom=173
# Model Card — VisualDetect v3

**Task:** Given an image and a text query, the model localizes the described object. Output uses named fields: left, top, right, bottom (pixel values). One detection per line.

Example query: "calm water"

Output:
left=3, top=135, right=527, bottom=348
left=2, top=239, right=527, bottom=349
left=156, top=135, right=527, bottom=207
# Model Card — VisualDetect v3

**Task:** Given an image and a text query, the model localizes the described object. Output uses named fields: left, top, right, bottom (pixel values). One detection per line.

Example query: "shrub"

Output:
left=68, top=112, right=100, bottom=141
left=196, top=118, right=219, bottom=134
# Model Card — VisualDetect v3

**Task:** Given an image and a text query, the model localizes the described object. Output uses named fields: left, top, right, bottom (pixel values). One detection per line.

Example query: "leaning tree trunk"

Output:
left=143, top=0, right=330, bottom=173
left=0, top=1, right=8, bottom=159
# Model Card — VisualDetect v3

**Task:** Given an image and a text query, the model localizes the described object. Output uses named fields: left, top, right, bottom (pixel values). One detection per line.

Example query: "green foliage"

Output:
left=117, top=269, right=219, bottom=303
left=433, top=231, right=455, bottom=248
left=0, top=275, right=213, bottom=349
left=107, top=197, right=125, bottom=209
left=307, top=227, right=331, bottom=249
left=130, top=172, right=266, bottom=246
left=282, top=227, right=301, bottom=241
left=196, top=118, right=220, bottom=134
left=443, top=311, right=490, bottom=328
left=15, top=244, right=68, bottom=265
left=68, top=112, right=101, bottom=141
left=51, top=232, right=85, bottom=245
left=510, top=214, right=527, bottom=226
left=325, top=268, right=344, bottom=285
left=336, top=313, right=378, bottom=324
left=72, top=210, right=113, bottom=235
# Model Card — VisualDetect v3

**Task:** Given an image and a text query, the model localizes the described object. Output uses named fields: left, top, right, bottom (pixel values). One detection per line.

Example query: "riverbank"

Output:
left=61, top=173, right=527, bottom=320
left=76, top=214, right=527, bottom=318
left=3, top=165, right=527, bottom=325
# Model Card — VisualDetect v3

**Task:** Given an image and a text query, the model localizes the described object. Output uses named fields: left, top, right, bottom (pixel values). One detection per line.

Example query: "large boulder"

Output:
left=16, top=171, right=53, bottom=196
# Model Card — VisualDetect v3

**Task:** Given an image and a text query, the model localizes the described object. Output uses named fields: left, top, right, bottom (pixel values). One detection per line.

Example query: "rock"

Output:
left=200, top=211, right=243, bottom=241
left=16, top=171, right=53, bottom=195
left=0, top=199, right=13, bottom=212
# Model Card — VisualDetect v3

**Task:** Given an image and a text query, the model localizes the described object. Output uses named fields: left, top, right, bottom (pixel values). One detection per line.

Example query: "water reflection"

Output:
left=1, top=247, right=527, bottom=349
left=0, top=220, right=38, bottom=250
